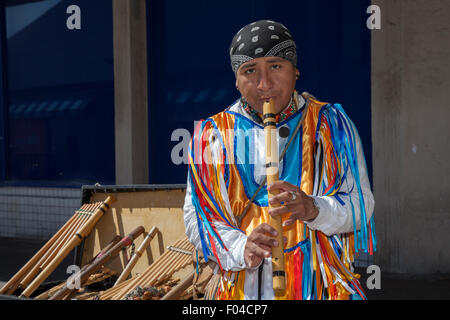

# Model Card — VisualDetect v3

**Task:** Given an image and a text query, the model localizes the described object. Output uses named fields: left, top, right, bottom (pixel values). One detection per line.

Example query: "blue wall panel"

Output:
left=3, top=0, right=115, bottom=187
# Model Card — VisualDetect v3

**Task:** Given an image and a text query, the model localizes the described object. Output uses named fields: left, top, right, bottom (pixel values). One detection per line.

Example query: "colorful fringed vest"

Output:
left=187, top=93, right=376, bottom=300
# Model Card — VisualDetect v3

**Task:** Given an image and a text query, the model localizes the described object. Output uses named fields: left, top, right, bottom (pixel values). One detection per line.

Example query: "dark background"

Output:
left=0, top=0, right=371, bottom=187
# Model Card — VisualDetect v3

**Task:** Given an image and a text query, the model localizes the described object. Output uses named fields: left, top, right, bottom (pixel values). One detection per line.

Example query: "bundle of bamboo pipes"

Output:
left=114, top=226, right=159, bottom=286
left=49, top=225, right=146, bottom=300
left=0, top=196, right=114, bottom=298
left=98, top=237, right=194, bottom=300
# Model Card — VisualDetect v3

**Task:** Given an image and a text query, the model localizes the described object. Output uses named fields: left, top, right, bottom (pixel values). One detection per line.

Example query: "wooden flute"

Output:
left=263, top=99, right=286, bottom=295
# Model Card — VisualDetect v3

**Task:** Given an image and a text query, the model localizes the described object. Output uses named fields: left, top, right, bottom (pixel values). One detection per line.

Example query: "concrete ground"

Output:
left=0, top=237, right=449, bottom=300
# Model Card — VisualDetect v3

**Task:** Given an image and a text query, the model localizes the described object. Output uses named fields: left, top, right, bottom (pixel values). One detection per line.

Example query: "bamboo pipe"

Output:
left=112, top=254, right=171, bottom=300
left=8, top=204, right=100, bottom=294
left=12, top=204, right=93, bottom=293
left=97, top=273, right=133, bottom=300
left=39, top=204, right=98, bottom=268
left=114, top=239, right=191, bottom=300
left=156, top=240, right=192, bottom=277
left=139, top=244, right=192, bottom=291
left=263, top=99, right=286, bottom=295
left=114, top=253, right=191, bottom=301
left=155, top=247, right=188, bottom=279
left=0, top=212, right=79, bottom=295
left=161, top=270, right=195, bottom=300
left=114, top=226, right=159, bottom=286
left=18, top=204, right=94, bottom=292
left=123, top=239, right=191, bottom=297
left=99, top=277, right=133, bottom=300
left=37, top=204, right=95, bottom=271
left=62, top=233, right=123, bottom=300
left=50, top=226, right=145, bottom=300
left=141, top=240, right=191, bottom=286
left=113, top=239, right=185, bottom=299
left=19, top=196, right=115, bottom=298
left=17, top=204, right=95, bottom=290
left=114, top=250, right=185, bottom=300
left=161, top=247, right=192, bottom=280
left=35, top=235, right=122, bottom=300
left=87, top=235, right=123, bottom=264
left=150, top=253, right=185, bottom=286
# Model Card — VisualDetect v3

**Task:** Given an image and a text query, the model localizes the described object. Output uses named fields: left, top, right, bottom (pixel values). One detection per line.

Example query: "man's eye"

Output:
left=271, top=64, right=281, bottom=70
left=245, top=68, right=255, bottom=74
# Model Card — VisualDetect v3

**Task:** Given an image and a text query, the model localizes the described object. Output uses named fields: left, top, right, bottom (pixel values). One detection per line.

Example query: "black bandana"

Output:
left=229, top=20, right=297, bottom=74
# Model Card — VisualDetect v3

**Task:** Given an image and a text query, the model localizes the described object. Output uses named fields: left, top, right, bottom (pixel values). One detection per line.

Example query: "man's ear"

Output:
left=235, top=79, right=239, bottom=90
left=295, top=68, right=300, bottom=80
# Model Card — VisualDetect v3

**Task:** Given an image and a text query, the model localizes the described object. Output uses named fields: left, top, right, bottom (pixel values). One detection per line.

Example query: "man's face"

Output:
left=235, top=56, right=298, bottom=114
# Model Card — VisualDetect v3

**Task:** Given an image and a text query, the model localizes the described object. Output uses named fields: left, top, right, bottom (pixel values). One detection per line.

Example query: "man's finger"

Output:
left=282, top=213, right=303, bottom=227
left=247, top=241, right=272, bottom=258
left=268, top=191, right=295, bottom=206
left=250, top=231, right=279, bottom=248
left=267, top=180, right=289, bottom=190
left=245, top=253, right=262, bottom=269
left=267, top=180, right=297, bottom=192
left=268, top=205, right=291, bottom=217
left=258, top=243, right=273, bottom=253
left=253, top=222, right=278, bottom=237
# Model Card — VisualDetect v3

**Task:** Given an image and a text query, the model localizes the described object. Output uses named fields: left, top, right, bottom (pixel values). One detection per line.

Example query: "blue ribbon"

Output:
left=316, top=103, right=373, bottom=253
left=300, top=240, right=312, bottom=300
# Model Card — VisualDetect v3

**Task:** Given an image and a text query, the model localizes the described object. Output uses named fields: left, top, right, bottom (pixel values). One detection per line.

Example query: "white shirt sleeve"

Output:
left=183, top=126, right=250, bottom=272
left=305, top=123, right=375, bottom=236
left=183, top=175, right=248, bottom=271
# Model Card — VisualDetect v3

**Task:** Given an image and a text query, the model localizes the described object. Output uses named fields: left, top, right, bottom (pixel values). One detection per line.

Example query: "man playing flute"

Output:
left=183, top=20, right=375, bottom=300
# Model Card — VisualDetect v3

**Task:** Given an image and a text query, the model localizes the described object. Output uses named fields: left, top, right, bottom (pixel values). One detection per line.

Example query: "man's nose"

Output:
left=257, top=71, right=272, bottom=91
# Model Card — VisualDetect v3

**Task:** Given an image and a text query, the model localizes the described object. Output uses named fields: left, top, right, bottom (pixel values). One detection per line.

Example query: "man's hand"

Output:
left=244, top=223, right=280, bottom=269
left=267, top=180, right=319, bottom=226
